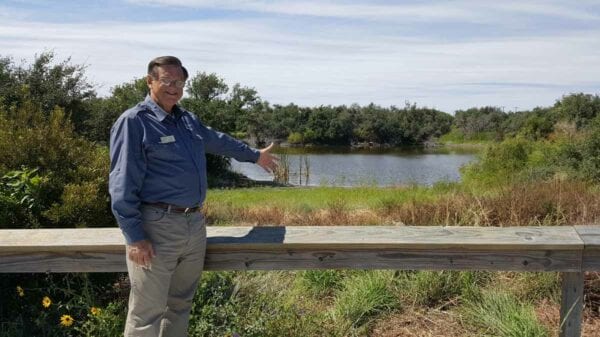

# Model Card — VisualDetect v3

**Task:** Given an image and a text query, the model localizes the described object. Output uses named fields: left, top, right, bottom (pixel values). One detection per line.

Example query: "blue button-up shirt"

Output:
left=109, top=96, right=260, bottom=244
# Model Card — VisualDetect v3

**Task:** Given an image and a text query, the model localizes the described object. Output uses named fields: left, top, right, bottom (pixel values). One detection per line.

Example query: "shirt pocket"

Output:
left=186, top=130, right=206, bottom=154
left=146, top=142, right=184, bottom=161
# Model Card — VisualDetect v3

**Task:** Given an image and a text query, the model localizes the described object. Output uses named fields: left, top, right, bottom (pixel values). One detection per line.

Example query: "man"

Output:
left=109, top=56, right=278, bottom=337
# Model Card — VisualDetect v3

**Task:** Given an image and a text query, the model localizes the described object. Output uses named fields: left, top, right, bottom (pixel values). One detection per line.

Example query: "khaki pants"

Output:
left=124, top=205, right=206, bottom=337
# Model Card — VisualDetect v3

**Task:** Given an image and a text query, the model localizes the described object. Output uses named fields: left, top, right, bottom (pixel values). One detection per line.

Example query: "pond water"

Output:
left=231, top=147, right=478, bottom=187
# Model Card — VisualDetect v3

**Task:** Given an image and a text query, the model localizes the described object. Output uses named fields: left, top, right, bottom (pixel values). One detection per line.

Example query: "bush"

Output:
left=0, top=273, right=122, bottom=337
left=461, top=139, right=532, bottom=188
left=0, top=101, right=112, bottom=228
left=287, top=132, right=304, bottom=145
left=0, top=167, right=46, bottom=228
left=545, top=117, right=600, bottom=183
left=75, top=301, right=126, bottom=337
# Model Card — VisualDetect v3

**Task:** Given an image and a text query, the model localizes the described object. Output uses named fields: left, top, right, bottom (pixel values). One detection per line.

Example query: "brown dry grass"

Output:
left=380, top=179, right=600, bottom=227
left=367, top=303, right=600, bottom=337
left=368, top=309, right=475, bottom=337
left=535, top=298, right=600, bottom=337
left=205, top=180, right=600, bottom=227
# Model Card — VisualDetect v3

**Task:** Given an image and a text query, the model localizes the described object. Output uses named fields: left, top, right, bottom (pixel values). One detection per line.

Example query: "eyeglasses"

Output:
left=155, top=78, right=186, bottom=88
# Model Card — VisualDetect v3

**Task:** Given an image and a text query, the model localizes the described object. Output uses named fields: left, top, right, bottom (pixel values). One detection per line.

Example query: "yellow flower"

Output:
left=16, top=286, right=24, bottom=297
left=90, top=307, right=101, bottom=316
left=42, top=296, right=52, bottom=308
left=60, top=314, right=74, bottom=327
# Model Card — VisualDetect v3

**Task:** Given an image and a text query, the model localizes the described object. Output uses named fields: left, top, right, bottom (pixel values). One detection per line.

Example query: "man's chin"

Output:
left=164, top=98, right=179, bottom=106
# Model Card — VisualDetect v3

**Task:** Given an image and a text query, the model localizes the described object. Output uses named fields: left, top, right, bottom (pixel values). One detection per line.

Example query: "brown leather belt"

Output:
left=143, top=202, right=201, bottom=214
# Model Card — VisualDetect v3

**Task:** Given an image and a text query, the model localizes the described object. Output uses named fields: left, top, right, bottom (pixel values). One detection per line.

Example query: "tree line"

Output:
left=4, top=52, right=599, bottom=150
left=83, top=72, right=454, bottom=147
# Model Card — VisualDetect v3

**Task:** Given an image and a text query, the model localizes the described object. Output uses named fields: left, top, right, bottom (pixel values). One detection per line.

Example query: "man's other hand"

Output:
left=127, top=239, right=155, bottom=269
left=257, top=142, right=280, bottom=173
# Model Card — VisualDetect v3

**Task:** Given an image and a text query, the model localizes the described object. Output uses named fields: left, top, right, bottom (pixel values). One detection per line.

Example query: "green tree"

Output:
left=186, top=72, right=228, bottom=103
left=454, top=106, right=506, bottom=140
left=181, top=72, right=260, bottom=176
left=0, top=51, right=96, bottom=133
left=84, top=78, right=148, bottom=143
left=228, top=83, right=260, bottom=133
left=553, top=93, right=600, bottom=129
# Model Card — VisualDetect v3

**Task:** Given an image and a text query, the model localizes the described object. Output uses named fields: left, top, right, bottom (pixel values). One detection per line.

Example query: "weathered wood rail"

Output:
left=1, top=225, right=599, bottom=337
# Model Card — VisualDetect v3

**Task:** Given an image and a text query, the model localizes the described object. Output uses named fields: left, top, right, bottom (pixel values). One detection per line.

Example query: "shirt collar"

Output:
left=143, top=95, right=183, bottom=122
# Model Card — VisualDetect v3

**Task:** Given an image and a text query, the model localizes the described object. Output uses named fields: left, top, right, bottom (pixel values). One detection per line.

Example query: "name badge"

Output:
left=160, top=135, right=176, bottom=144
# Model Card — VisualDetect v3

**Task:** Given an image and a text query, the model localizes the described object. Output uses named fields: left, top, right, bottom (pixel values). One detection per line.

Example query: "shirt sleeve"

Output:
left=108, top=114, right=148, bottom=244
left=196, top=119, right=260, bottom=163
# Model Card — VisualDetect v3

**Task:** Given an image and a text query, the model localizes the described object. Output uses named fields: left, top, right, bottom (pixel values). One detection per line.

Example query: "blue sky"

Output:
left=1, top=0, right=599, bottom=113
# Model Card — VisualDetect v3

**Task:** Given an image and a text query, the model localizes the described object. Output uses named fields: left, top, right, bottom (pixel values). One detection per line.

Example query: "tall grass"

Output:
left=396, top=271, right=491, bottom=307
left=497, top=272, right=561, bottom=303
left=188, top=271, right=329, bottom=337
left=331, top=271, right=398, bottom=333
left=273, top=153, right=290, bottom=184
left=295, top=270, right=345, bottom=298
left=463, top=291, right=549, bottom=337
left=205, top=179, right=600, bottom=227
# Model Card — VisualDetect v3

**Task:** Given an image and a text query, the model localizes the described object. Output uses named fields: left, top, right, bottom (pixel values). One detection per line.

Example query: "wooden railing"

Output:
left=1, top=225, right=599, bottom=337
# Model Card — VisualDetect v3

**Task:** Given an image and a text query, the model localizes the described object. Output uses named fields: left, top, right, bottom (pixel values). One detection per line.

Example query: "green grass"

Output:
left=463, top=290, right=549, bottom=337
left=294, top=270, right=345, bottom=298
left=188, top=271, right=329, bottom=337
left=498, top=272, right=561, bottom=303
left=206, top=185, right=449, bottom=211
left=331, top=271, right=398, bottom=333
left=397, top=271, right=491, bottom=307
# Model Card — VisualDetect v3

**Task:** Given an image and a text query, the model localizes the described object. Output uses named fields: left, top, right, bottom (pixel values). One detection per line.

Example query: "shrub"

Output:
left=75, top=301, right=126, bottom=337
left=0, top=273, right=121, bottom=337
left=287, top=132, right=304, bottom=145
left=0, top=101, right=112, bottom=228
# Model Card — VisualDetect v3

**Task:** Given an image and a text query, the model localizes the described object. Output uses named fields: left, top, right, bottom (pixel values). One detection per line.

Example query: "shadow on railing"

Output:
left=208, top=226, right=286, bottom=245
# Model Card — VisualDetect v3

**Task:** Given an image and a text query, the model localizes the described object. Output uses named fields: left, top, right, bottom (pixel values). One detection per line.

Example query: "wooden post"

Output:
left=559, top=272, right=584, bottom=337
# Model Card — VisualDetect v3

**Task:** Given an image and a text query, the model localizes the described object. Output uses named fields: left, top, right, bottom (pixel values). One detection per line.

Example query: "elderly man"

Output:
left=109, top=56, right=278, bottom=337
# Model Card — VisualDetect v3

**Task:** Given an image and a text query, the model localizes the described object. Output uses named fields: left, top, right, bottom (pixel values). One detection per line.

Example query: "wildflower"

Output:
left=90, top=307, right=101, bottom=316
left=60, top=314, right=74, bottom=327
left=42, top=296, right=52, bottom=308
left=16, top=286, right=24, bottom=297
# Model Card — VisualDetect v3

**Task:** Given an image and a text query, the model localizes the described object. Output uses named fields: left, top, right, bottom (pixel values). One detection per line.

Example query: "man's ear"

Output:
left=146, top=75, right=153, bottom=89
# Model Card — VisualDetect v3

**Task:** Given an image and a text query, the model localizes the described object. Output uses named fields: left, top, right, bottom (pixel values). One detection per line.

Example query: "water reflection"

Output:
left=231, top=146, right=478, bottom=187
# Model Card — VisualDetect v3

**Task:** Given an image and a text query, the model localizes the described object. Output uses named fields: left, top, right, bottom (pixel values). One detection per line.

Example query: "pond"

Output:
left=231, top=146, right=478, bottom=187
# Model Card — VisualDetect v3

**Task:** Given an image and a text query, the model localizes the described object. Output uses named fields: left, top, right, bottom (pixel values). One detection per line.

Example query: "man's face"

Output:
left=147, top=64, right=185, bottom=113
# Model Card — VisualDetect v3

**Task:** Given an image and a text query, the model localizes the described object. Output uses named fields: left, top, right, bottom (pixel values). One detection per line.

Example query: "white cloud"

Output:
left=1, top=6, right=599, bottom=113
left=126, top=0, right=476, bottom=21
left=127, top=0, right=600, bottom=23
